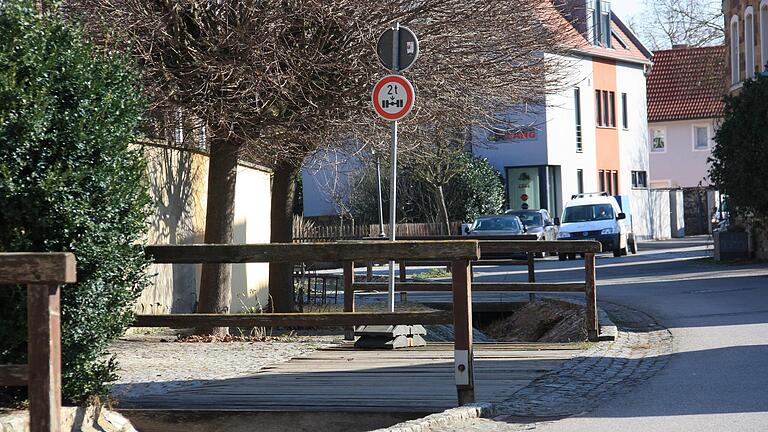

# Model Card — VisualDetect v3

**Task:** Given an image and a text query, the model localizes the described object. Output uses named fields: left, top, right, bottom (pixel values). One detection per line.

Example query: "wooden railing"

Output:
left=140, top=241, right=481, bottom=405
left=346, top=240, right=603, bottom=341
left=0, top=253, right=77, bottom=432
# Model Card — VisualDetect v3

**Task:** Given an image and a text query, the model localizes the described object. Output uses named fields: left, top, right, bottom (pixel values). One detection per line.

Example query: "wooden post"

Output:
left=343, top=261, right=355, bottom=341
left=366, top=262, right=373, bottom=282
left=451, top=259, right=474, bottom=405
left=27, top=284, right=62, bottom=432
left=527, top=252, right=536, bottom=302
left=584, top=253, right=598, bottom=341
left=399, top=261, right=407, bottom=282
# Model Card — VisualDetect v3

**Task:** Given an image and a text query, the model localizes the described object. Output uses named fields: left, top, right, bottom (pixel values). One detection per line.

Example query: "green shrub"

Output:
left=710, top=74, right=768, bottom=217
left=0, top=1, right=149, bottom=403
left=350, top=153, right=505, bottom=224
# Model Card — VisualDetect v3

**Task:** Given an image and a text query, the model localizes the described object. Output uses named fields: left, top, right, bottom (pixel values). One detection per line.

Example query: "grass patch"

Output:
left=412, top=268, right=451, bottom=280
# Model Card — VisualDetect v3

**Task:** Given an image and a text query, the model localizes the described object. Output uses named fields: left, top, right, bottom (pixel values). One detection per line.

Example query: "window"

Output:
left=746, top=7, right=755, bottom=78
left=592, top=1, right=612, bottom=47
left=612, top=171, right=619, bottom=195
left=601, top=2, right=612, bottom=48
left=651, top=128, right=666, bottom=152
left=761, top=1, right=768, bottom=73
left=631, top=171, right=648, bottom=188
left=577, top=169, right=584, bottom=194
left=598, top=169, right=606, bottom=192
left=731, top=15, right=741, bottom=85
left=575, top=88, right=583, bottom=152
left=694, top=125, right=710, bottom=150
left=563, top=205, right=615, bottom=223
left=606, top=171, right=613, bottom=196
left=595, top=90, right=603, bottom=127
left=609, top=91, right=616, bottom=127
left=595, top=89, right=616, bottom=128
left=621, top=93, right=628, bottom=129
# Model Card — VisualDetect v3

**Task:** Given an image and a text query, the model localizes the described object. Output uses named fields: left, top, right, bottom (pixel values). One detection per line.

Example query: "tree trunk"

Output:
left=196, top=137, right=239, bottom=336
left=269, top=162, right=301, bottom=312
left=435, top=185, right=451, bottom=235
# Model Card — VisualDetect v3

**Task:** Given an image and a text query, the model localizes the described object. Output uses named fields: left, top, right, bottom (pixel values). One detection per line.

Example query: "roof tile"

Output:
left=647, top=46, right=727, bottom=122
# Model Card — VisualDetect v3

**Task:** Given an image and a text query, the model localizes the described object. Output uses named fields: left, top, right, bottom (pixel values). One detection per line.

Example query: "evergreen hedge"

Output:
left=0, top=1, right=150, bottom=403
left=711, top=74, right=768, bottom=217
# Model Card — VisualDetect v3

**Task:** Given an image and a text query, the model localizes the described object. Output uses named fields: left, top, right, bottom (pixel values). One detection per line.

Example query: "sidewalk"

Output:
left=380, top=302, right=673, bottom=432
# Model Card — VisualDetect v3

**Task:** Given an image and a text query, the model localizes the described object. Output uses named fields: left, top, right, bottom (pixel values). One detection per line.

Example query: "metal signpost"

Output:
left=373, top=23, right=418, bottom=312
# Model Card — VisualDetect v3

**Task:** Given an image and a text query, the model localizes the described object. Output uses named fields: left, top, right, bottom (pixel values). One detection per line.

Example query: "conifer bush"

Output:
left=0, top=0, right=149, bottom=403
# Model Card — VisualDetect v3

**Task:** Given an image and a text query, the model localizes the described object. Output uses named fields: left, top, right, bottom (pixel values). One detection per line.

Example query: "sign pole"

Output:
left=388, top=23, right=400, bottom=313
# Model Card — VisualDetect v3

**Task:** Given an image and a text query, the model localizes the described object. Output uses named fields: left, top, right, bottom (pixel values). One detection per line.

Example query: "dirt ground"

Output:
left=482, top=299, right=587, bottom=342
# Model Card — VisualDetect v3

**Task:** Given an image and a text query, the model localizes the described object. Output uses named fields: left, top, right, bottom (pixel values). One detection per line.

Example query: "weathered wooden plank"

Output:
left=0, top=364, right=28, bottom=386
left=27, top=283, right=62, bottom=432
left=0, top=253, right=76, bottom=285
left=352, top=281, right=586, bottom=293
left=145, top=241, right=480, bottom=264
left=585, top=252, right=599, bottom=341
left=471, top=260, right=529, bottom=266
left=364, top=235, right=537, bottom=241
left=480, top=240, right=602, bottom=254
left=342, top=261, right=355, bottom=341
left=133, top=311, right=453, bottom=328
left=452, top=259, right=474, bottom=405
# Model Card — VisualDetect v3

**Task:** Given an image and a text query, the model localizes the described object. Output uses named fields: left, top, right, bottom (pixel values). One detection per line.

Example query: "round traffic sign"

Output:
left=377, top=26, right=419, bottom=72
left=372, top=75, right=415, bottom=121
left=521, top=194, right=529, bottom=202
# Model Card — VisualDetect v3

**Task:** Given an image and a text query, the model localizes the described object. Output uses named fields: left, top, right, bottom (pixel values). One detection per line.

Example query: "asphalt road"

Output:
left=494, top=237, right=768, bottom=432
left=363, top=236, right=768, bottom=431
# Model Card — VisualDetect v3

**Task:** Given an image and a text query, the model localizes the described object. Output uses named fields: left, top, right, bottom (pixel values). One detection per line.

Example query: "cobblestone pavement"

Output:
left=432, top=302, right=674, bottom=432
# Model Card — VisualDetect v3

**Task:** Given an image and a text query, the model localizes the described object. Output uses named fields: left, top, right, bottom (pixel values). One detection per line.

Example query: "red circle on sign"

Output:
left=521, top=194, right=529, bottom=202
left=372, top=75, right=415, bottom=121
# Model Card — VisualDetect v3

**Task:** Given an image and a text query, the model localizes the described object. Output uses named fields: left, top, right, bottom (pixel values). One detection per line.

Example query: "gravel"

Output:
left=109, top=333, right=340, bottom=401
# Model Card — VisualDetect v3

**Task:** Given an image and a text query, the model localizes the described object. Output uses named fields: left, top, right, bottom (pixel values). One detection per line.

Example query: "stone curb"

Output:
left=0, top=406, right=137, bottom=432
left=370, top=403, right=495, bottom=432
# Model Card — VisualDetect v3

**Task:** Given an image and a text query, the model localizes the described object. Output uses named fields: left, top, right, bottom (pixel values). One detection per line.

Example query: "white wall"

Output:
left=544, top=53, right=598, bottom=210
left=649, top=119, right=717, bottom=188
left=302, top=148, right=362, bottom=217
left=616, top=61, right=654, bottom=238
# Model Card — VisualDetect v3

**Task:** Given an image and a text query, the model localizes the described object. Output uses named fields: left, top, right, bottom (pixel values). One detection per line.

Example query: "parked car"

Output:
left=466, top=214, right=526, bottom=236
left=505, top=209, right=558, bottom=241
left=465, top=214, right=527, bottom=259
left=556, top=192, right=637, bottom=259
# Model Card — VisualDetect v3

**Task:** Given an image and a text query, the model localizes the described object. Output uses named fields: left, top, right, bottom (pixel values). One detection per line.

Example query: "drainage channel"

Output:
left=119, top=409, right=427, bottom=432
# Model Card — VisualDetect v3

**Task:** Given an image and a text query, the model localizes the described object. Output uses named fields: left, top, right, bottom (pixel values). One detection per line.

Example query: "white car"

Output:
left=556, top=192, right=637, bottom=259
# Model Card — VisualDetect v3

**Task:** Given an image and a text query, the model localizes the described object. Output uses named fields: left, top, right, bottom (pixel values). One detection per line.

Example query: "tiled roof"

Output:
left=647, top=45, right=727, bottom=122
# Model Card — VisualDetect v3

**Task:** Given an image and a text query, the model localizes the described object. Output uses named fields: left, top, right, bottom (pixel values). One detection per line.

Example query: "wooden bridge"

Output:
left=0, top=238, right=601, bottom=431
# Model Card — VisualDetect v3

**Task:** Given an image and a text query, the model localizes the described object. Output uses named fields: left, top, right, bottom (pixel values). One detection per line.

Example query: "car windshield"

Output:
left=562, top=205, right=615, bottom=223
left=470, top=216, right=521, bottom=232
left=507, top=212, right=543, bottom=227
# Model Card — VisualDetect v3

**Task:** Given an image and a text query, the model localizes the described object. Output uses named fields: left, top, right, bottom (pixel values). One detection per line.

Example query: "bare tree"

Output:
left=67, top=0, right=577, bottom=322
left=629, top=0, right=724, bottom=50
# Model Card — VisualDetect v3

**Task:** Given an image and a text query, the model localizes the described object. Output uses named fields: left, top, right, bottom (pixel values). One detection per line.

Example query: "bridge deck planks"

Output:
left=120, top=342, right=581, bottom=413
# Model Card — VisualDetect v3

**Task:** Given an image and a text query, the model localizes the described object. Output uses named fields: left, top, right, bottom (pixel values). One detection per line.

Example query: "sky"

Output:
left=611, top=1, right=643, bottom=22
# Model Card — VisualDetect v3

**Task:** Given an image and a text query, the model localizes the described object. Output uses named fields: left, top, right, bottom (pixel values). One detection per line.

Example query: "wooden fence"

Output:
left=140, top=241, right=481, bottom=405
left=0, top=253, right=77, bottom=432
left=293, top=222, right=463, bottom=242
left=346, top=240, right=602, bottom=341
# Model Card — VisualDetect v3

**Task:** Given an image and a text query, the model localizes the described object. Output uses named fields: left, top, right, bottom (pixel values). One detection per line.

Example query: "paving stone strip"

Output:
left=382, top=302, right=673, bottom=432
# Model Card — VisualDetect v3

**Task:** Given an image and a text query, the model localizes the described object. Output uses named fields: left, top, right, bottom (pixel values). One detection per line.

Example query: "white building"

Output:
left=473, top=1, right=664, bottom=238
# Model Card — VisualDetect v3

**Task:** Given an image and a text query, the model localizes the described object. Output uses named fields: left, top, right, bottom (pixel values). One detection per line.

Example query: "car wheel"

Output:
left=559, top=254, right=568, bottom=261
left=613, top=248, right=622, bottom=258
